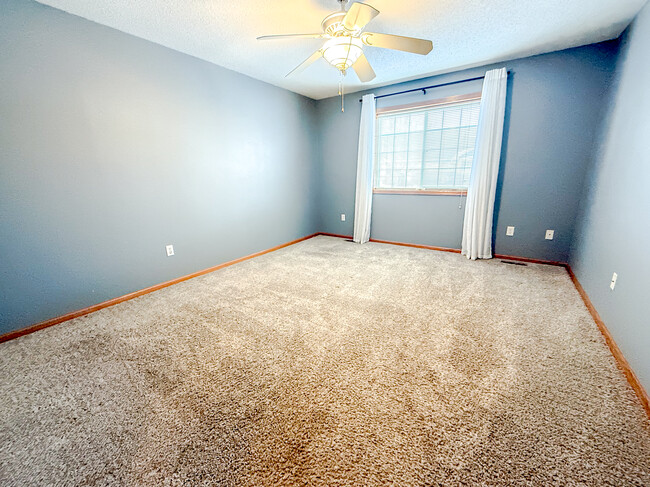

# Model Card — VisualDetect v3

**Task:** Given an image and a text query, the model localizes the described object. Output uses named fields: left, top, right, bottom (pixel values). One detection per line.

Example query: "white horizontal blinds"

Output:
left=375, top=100, right=481, bottom=189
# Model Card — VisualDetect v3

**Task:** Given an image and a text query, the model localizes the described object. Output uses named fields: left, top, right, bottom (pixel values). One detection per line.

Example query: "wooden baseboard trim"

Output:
left=319, top=233, right=570, bottom=265
left=494, top=253, right=566, bottom=267
left=566, top=265, right=650, bottom=419
left=318, top=232, right=353, bottom=240
left=0, top=233, right=319, bottom=344
left=318, top=233, right=461, bottom=254
left=369, top=238, right=461, bottom=254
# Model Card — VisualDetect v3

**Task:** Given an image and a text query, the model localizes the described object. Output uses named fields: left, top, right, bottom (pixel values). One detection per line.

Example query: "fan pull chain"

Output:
left=339, top=71, right=345, bottom=112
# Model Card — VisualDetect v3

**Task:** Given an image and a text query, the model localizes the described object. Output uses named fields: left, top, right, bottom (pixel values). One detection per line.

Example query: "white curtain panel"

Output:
left=353, top=94, right=376, bottom=244
left=461, top=68, right=508, bottom=260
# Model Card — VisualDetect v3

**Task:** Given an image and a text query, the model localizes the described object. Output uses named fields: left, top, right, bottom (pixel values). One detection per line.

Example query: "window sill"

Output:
left=373, top=189, right=467, bottom=196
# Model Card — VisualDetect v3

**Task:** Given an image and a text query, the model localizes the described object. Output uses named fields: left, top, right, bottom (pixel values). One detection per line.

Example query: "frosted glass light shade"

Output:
left=322, top=37, right=364, bottom=72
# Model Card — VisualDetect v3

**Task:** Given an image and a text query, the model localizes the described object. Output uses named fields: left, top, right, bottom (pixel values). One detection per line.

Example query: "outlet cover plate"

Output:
left=610, top=272, right=617, bottom=290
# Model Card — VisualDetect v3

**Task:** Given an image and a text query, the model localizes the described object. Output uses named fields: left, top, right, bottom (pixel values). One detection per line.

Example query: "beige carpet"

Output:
left=1, top=236, right=649, bottom=486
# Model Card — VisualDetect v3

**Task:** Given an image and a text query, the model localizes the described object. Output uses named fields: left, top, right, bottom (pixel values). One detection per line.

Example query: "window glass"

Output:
left=375, top=99, right=481, bottom=190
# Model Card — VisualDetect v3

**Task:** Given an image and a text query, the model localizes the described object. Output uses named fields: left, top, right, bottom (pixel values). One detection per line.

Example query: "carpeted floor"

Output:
left=1, top=236, right=649, bottom=486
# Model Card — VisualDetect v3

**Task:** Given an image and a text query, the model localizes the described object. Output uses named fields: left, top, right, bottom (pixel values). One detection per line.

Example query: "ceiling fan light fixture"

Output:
left=322, top=36, right=363, bottom=73
left=259, top=0, right=433, bottom=87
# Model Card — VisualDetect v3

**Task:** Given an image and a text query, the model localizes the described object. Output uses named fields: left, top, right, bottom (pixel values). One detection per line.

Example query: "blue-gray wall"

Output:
left=316, top=43, right=619, bottom=261
left=0, top=0, right=319, bottom=334
left=570, top=2, right=650, bottom=392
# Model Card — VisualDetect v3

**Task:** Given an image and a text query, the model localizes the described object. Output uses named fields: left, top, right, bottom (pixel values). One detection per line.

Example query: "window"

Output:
left=374, top=96, right=481, bottom=193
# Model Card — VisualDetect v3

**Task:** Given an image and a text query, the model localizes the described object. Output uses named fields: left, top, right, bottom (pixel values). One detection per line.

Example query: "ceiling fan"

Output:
left=257, top=0, right=433, bottom=82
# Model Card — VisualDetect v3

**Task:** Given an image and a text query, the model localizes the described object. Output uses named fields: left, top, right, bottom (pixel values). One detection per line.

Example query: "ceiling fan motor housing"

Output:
left=321, top=12, right=348, bottom=36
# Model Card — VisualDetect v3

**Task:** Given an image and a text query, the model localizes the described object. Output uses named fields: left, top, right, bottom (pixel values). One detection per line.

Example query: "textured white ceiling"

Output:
left=35, top=0, right=647, bottom=100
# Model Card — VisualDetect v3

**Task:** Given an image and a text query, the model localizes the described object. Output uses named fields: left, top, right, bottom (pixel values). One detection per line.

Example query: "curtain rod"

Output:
left=358, top=71, right=510, bottom=102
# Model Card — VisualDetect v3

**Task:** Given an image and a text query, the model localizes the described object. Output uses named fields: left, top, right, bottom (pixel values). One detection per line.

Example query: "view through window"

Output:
left=374, top=98, right=481, bottom=191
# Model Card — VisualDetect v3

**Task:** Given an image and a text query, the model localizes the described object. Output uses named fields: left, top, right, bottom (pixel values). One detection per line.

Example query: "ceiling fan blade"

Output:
left=362, top=32, right=433, bottom=55
left=342, top=2, right=379, bottom=32
left=285, top=50, right=323, bottom=78
left=257, top=33, right=324, bottom=41
left=351, top=53, right=376, bottom=82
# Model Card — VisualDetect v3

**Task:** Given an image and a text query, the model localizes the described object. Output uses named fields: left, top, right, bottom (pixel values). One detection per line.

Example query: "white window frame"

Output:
left=373, top=92, right=481, bottom=195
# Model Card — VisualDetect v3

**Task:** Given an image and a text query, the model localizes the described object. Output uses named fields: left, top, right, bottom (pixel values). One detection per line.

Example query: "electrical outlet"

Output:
left=340, top=213, right=346, bottom=222
left=545, top=229, right=555, bottom=240
left=166, top=244, right=174, bottom=257
left=506, top=226, right=515, bottom=236
left=610, top=272, right=617, bottom=290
